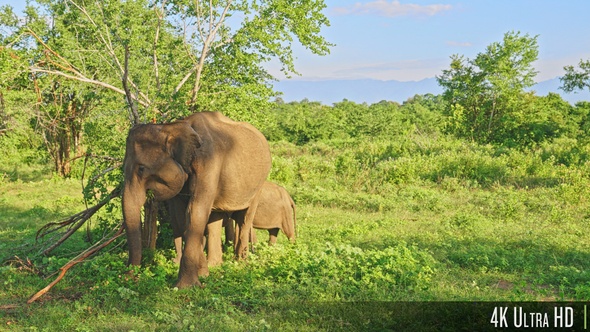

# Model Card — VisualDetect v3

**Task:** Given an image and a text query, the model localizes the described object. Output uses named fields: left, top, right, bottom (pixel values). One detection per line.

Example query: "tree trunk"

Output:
left=61, top=129, right=71, bottom=177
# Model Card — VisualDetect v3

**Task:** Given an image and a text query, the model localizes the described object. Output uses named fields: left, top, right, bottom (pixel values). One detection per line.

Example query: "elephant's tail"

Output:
left=290, top=194, right=297, bottom=240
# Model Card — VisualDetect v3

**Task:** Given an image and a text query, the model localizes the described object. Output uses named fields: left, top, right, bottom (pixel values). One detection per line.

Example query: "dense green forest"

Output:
left=2, top=0, right=590, bottom=330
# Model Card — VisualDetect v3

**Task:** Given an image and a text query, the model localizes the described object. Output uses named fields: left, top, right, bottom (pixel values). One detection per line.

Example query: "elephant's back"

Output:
left=185, top=111, right=272, bottom=210
left=185, top=112, right=268, bottom=148
left=257, top=182, right=290, bottom=216
left=197, top=112, right=270, bottom=167
left=253, top=182, right=294, bottom=230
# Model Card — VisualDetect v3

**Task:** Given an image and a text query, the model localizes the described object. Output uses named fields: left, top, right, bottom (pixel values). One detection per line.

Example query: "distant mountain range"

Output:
left=273, top=78, right=590, bottom=105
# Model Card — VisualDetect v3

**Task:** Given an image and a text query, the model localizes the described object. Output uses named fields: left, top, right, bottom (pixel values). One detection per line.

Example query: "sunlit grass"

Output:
left=2, top=137, right=590, bottom=330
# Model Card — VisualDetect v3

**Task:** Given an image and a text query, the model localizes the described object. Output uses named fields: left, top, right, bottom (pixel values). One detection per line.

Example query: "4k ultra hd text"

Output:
left=490, top=306, right=586, bottom=329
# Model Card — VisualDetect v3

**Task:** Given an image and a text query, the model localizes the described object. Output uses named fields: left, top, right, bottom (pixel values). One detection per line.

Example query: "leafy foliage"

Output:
left=437, top=32, right=550, bottom=146
left=561, top=59, right=590, bottom=93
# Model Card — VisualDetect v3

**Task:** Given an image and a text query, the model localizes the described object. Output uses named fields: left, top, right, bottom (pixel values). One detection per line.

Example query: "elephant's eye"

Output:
left=137, top=165, right=145, bottom=177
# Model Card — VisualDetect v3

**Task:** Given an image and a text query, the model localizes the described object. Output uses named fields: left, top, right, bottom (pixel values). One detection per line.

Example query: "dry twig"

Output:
left=27, top=225, right=125, bottom=304
left=36, top=187, right=121, bottom=256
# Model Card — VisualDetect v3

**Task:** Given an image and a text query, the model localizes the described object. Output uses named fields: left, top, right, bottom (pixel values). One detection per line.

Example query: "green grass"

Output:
left=2, top=138, right=590, bottom=330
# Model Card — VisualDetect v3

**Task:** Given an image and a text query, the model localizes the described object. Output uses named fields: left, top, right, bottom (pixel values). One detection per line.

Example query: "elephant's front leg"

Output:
left=175, top=202, right=210, bottom=289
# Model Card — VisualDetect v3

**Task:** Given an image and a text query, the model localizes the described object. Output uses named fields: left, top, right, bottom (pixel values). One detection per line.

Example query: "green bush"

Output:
left=243, top=241, right=437, bottom=299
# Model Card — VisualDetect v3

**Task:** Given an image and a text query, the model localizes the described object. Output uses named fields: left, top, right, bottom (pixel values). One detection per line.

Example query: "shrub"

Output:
left=246, top=241, right=437, bottom=299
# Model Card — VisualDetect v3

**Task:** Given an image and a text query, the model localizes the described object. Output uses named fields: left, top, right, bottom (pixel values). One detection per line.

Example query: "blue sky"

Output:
left=286, top=0, right=590, bottom=82
left=3, top=0, right=589, bottom=83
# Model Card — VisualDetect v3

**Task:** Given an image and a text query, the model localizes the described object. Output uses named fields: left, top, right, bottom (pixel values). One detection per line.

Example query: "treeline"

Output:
left=3, top=92, right=590, bottom=177
left=264, top=96, right=442, bottom=144
left=260, top=32, right=590, bottom=150
left=263, top=94, right=590, bottom=148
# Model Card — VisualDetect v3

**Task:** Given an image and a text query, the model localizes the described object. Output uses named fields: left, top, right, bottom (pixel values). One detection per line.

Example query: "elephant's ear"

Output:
left=165, top=123, right=202, bottom=171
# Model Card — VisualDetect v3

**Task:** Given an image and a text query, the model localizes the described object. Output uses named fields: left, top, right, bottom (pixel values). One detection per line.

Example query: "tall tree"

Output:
left=3, top=0, right=332, bottom=125
left=437, top=31, right=540, bottom=145
left=0, top=0, right=332, bottom=175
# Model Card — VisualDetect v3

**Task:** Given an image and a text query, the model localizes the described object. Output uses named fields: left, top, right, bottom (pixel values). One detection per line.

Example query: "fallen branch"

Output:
left=5, top=256, right=40, bottom=275
left=27, top=224, right=125, bottom=304
left=0, top=304, right=19, bottom=310
left=36, top=187, right=121, bottom=256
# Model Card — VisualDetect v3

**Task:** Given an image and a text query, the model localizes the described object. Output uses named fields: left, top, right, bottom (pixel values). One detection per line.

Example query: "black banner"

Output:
left=272, top=302, right=589, bottom=331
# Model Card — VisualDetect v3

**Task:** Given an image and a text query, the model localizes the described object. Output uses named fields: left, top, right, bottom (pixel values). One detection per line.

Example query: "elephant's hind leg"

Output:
left=234, top=197, right=260, bottom=260
left=268, top=228, right=279, bottom=245
left=206, top=212, right=224, bottom=267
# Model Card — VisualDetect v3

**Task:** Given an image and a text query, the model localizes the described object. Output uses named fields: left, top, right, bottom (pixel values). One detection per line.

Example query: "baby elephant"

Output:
left=248, top=181, right=297, bottom=245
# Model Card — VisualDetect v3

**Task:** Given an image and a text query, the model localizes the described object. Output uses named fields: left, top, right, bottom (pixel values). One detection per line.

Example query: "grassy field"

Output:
left=2, top=137, right=590, bottom=330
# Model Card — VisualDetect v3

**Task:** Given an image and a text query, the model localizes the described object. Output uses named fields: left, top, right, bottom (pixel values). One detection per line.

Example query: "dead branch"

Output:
left=153, top=1, right=166, bottom=93
left=122, top=45, right=140, bottom=125
left=189, top=0, right=233, bottom=106
left=36, top=187, right=121, bottom=256
left=26, top=28, right=79, bottom=74
left=0, top=304, right=19, bottom=311
left=27, top=225, right=125, bottom=304
left=30, top=68, right=149, bottom=108
left=5, top=256, right=40, bottom=275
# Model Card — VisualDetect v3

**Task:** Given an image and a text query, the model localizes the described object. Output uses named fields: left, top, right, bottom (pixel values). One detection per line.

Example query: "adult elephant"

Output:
left=122, top=111, right=271, bottom=289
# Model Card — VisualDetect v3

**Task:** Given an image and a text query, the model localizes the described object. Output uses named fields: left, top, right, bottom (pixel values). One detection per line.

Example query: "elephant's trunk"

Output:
left=122, top=181, right=147, bottom=266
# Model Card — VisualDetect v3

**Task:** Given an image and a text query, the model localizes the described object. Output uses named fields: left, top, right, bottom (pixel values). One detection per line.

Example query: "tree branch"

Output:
left=188, top=0, right=233, bottom=105
left=26, top=28, right=79, bottom=74
left=36, top=187, right=122, bottom=255
left=123, top=45, right=140, bottom=125
left=194, top=0, right=207, bottom=48
left=69, top=153, right=121, bottom=163
left=30, top=68, right=149, bottom=108
left=153, top=1, right=166, bottom=93
left=174, top=64, right=197, bottom=95
left=61, top=0, right=152, bottom=108
left=27, top=225, right=125, bottom=304
left=28, top=24, right=140, bottom=107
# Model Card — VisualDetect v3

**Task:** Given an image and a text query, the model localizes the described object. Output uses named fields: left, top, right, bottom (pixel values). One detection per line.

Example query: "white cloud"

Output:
left=269, top=58, right=449, bottom=82
left=333, top=0, right=453, bottom=18
left=446, top=41, right=473, bottom=47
